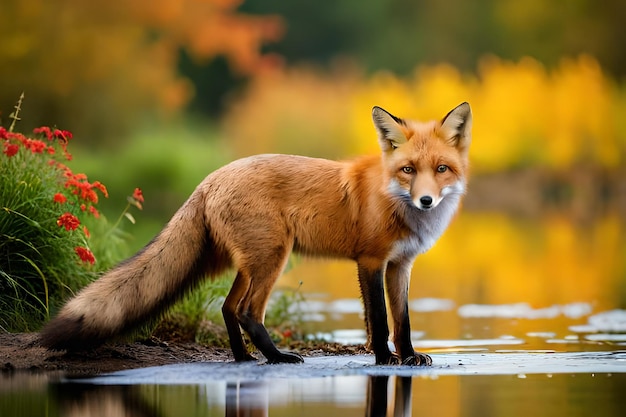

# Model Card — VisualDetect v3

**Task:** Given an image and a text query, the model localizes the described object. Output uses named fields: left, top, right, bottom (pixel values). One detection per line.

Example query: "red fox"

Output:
left=40, top=103, right=472, bottom=366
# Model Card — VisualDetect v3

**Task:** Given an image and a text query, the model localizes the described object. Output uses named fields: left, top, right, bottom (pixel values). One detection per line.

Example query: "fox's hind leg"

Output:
left=239, top=249, right=303, bottom=364
left=222, top=271, right=256, bottom=362
left=226, top=245, right=303, bottom=364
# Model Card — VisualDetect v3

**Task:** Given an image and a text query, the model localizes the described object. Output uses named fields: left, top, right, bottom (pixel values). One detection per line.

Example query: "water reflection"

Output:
left=49, top=375, right=413, bottom=417
left=38, top=372, right=625, bottom=417
left=54, top=384, right=158, bottom=417
left=366, top=376, right=411, bottom=417
left=225, top=381, right=268, bottom=417
left=225, top=377, right=411, bottom=417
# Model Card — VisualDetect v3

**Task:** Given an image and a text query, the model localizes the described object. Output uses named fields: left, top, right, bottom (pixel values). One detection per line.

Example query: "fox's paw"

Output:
left=234, top=353, right=258, bottom=362
left=266, top=350, right=304, bottom=364
left=401, top=352, right=432, bottom=366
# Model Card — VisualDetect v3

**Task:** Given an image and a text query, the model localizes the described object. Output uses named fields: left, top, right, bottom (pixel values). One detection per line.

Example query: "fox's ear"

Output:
left=440, top=102, right=472, bottom=153
left=372, top=106, right=410, bottom=151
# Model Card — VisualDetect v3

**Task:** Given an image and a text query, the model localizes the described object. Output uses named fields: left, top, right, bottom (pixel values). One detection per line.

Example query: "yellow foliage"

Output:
left=225, top=67, right=361, bottom=158
left=224, top=55, right=626, bottom=172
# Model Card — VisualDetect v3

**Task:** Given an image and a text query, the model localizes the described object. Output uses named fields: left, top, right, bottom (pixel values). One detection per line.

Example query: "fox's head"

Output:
left=372, top=103, right=472, bottom=211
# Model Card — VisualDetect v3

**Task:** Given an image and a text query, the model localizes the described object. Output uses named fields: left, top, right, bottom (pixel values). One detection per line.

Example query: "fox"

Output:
left=39, top=102, right=472, bottom=366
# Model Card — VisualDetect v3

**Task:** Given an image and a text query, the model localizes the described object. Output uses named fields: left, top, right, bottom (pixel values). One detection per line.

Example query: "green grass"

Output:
left=68, top=120, right=232, bottom=253
left=154, top=275, right=308, bottom=347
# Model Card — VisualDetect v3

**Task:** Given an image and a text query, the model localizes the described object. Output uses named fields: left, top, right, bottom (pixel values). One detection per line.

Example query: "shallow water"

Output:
left=2, top=352, right=626, bottom=417
left=2, top=210, right=625, bottom=415
left=2, top=314, right=626, bottom=417
left=3, top=306, right=626, bottom=417
left=295, top=297, right=626, bottom=354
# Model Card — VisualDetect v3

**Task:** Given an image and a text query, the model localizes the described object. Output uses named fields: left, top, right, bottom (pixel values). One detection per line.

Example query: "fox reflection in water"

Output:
left=53, top=376, right=413, bottom=417
left=367, top=376, right=412, bottom=417
left=53, top=384, right=157, bottom=417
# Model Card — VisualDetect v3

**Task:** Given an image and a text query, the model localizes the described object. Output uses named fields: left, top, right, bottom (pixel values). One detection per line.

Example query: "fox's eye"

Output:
left=437, top=165, right=448, bottom=173
left=401, top=166, right=414, bottom=174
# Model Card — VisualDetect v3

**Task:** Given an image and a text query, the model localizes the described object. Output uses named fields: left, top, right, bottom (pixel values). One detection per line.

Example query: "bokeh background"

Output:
left=2, top=0, right=625, bottom=312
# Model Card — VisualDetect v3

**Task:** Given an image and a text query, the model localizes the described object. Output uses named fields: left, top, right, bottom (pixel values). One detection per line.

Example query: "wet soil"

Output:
left=0, top=333, right=368, bottom=377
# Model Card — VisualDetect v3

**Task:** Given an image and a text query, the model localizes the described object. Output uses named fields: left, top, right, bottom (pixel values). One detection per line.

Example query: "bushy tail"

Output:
left=39, top=190, right=222, bottom=350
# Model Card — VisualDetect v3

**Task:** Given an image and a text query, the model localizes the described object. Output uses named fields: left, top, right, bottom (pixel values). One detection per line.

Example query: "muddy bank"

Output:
left=0, top=333, right=367, bottom=377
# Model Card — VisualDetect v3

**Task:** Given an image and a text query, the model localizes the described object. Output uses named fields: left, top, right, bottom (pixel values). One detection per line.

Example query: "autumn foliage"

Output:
left=0, top=0, right=282, bottom=140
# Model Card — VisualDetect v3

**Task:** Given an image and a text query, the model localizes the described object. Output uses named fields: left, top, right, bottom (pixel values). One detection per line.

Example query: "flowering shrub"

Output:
left=0, top=100, right=143, bottom=331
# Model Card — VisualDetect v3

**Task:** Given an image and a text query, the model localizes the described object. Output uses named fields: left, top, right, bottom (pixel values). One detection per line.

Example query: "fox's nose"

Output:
left=419, top=196, right=433, bottom=208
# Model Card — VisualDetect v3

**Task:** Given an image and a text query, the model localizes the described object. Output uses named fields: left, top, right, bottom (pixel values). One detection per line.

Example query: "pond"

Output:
left=2, top=208, right=625, bottom=416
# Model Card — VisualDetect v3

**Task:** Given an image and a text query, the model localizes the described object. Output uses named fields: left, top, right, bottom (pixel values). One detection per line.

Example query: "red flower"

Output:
left=3, top=143, right=19, bottom=157
left=53, top=193, right=67, bottom=204
left=33, top=126, right=52, bottom=140
left=75, top=247, right=95, bottom=264
left=129, top=187, right=144, bottom=209
left=27, top=139, right=47, bottom=154
left=54, top=161, right=69, bottom=171
left=0, top=127, right=8, bottom=140
left=83, top=226, right=91, bottom=238
left=64, top=173, right=105, bottom=204
left=89, top=205, right=100, bottom=218
left=132, top=187, right=144, bottom=203
left=53, top=129, right=73, bottom=142
left=57, top=212, right=80, bottom=231
left=93, top=181, right=109, bottom=198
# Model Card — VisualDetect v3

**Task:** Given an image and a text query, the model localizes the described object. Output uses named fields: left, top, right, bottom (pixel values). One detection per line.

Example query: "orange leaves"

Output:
left=0, top=0, right=282, bottom=142
left=124, top=0, right=284, bottom=74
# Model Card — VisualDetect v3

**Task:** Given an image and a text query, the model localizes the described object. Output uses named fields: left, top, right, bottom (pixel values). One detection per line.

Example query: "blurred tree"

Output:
left=0, top=0, right=282, bottom=145
left=178, top=52, right=249, bottom=118
left=239, top=1, right=381, bottom=67
left=240, top=0, right=626, bottom=77
left=493, top=0, right=626, bottom=77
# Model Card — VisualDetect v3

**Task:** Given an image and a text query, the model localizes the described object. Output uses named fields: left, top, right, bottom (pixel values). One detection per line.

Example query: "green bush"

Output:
left=0, top=103, right=143, bottom=331
left=1, top=100, right=306, bottom=342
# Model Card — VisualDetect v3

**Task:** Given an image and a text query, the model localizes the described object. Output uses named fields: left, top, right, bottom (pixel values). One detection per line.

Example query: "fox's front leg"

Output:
left=385, top=261, right=432, bottom=366
left=357, top=262, right=395, bottom=365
